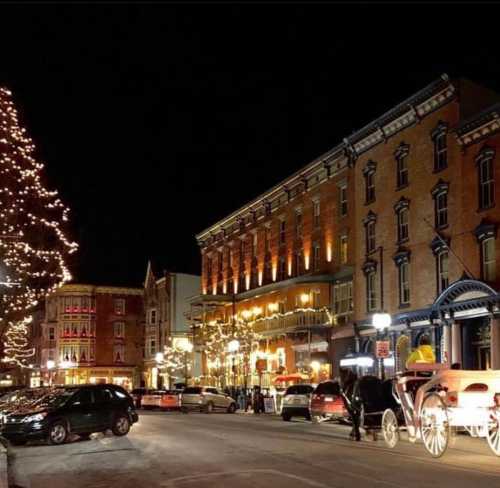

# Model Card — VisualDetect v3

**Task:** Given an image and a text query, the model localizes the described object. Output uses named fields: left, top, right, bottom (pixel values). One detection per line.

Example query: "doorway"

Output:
left=461, top=317, right=491, bottom=370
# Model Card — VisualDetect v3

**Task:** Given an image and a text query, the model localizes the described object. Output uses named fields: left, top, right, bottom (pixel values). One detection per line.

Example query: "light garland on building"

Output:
left=161, top=342, right=189, bottom=377
left=0, top=87, right=77, bottom=366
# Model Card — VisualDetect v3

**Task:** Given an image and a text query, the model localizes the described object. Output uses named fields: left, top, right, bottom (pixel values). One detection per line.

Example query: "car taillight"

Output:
left=312, top=394, right=322, bottom=401
left=465, top=383, right=488, bottom=392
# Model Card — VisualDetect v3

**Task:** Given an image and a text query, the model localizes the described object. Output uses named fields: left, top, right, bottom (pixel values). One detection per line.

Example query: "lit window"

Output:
left=114, top=345, right=125, bottom=364
left=339, top=234, right=348, bottom=264
left=482, top=238, right=496, bottom=282
left=114, top=298, right=125, bottom=315
left=334, top=282, right=353, bottom=315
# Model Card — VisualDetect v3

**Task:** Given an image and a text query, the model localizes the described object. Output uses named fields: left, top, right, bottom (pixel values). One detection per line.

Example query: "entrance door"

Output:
left=461, top=318, right=491, bottom=370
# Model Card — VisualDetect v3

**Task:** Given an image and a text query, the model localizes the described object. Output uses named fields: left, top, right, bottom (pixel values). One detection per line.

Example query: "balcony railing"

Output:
left=253, top=309, right=331, bottom=334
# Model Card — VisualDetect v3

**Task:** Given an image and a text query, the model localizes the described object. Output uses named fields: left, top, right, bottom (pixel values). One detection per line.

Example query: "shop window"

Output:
left=114, top=322, right=125, bottom=338
left=114, top=298, right=125, bottom=315
left=477, top=148, right=495, bottom=210
left=482, top=237, right=496, bottom=282
left=313, top=199, right=321, bottom=228
left=437, top=251, right=449, bottom=294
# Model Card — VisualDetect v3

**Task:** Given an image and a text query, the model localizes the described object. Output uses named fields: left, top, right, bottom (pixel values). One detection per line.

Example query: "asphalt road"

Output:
left=8, top=411, right=500, bottom=488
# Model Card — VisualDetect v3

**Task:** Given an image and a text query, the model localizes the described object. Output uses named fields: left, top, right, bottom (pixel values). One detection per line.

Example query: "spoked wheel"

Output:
left=420, top=393, right=450, bottom=458
left=382, top=409, right=400, bottom=448
left=487, top=408, right=500, bottom=456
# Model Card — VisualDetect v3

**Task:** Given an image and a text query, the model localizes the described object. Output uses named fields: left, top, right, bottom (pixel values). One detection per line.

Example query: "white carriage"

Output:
left=381, top=363, right=500, bottom=458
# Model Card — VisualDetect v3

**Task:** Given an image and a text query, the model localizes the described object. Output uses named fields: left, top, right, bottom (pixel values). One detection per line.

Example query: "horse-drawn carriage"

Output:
left=380, top=363, right=500, bottom=457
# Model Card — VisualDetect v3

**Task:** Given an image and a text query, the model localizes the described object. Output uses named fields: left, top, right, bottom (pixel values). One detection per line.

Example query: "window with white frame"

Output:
left=398, top=261, right=410, bottom=305
left=397, top=207, right=409, bottom=243
left=366, top=219, right=376, bottom=254
left=366, top=272, right=377, bottom=312
left=437, top=251, right=449, bottom=294
left=478, top=151, right=495, bottom=210
left=334, top=282, right=353, bottom=315
left=114, top=298, right=125, bottom=315
left=482, top=237, right=496, bottom=282
left=436, top=191, right=448, bottom=228
left=432, top=124, right=448, bottom=172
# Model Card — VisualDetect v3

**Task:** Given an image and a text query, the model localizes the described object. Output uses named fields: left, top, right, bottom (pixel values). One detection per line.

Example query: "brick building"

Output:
left=193, top=74, right=500, bottom=384
left=38, top=284, right=143, bottom=389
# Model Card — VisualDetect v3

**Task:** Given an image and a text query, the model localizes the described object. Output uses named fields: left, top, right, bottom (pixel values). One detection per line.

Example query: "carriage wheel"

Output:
left=420, top=392, right=450, bottom=458
left=487, top=408, right=500, bottom=456
left=382, top=409, right=399, bottom=448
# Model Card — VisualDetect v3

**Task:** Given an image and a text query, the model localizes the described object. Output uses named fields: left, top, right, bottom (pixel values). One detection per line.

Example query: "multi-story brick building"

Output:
left=39, top=284, right=143, bottom=389
left=193, top=74, right=500, bottom=384
left=143, top=262, right=200, bottom=388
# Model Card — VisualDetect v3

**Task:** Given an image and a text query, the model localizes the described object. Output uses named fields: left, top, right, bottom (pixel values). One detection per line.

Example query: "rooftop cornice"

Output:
left=455, top=103, right=500, bottom=146
left=197, top=74, right=455, bottom=246
left=54, top=283, right=143, bottom=296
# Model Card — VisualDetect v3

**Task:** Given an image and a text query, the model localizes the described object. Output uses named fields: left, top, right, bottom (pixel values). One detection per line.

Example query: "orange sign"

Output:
left=375, top=340, right=390, bottom=359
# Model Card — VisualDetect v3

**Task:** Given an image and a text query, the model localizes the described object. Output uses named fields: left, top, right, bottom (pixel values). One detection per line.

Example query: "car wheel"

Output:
left=227, top=403, right=236, bottom=414
left=112, top=414, right=130, bottom=436
left=48, top=421, right=68, bottom=445
left=282, top=412, right=291, bottom=421
left=204, top=402, right=214, bottom=414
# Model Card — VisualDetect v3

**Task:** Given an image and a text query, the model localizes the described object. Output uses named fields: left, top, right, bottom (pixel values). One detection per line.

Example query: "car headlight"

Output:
left=23, top=412, right=47, bottom=423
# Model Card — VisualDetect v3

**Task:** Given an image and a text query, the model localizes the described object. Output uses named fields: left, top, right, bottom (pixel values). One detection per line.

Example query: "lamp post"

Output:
left=372, top=312, right=391, bottom=380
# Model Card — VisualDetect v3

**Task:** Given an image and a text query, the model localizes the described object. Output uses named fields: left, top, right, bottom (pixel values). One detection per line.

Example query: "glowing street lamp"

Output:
left=372, top=312, right=391, bottom=331
left=228, top=339, right=240, bottom=353
left=155, top=352, right=164, bottom=363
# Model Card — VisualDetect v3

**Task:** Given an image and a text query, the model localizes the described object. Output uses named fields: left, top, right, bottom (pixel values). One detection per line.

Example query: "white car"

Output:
left=281, top=384, right=314, bottom=421
left=181, top=386, right=237, bottom=413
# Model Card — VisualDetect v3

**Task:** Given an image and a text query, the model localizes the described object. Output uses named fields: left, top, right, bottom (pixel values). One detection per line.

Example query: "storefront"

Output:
left=53, top=366, right=136, bottom=390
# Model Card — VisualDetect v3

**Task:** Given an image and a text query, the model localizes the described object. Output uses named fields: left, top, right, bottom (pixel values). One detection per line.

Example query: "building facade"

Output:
left=143, top=262, right=200, bottom=388
left=38, top=284, right=143, bottom=389
left=193, top=74, right=500, bottom=385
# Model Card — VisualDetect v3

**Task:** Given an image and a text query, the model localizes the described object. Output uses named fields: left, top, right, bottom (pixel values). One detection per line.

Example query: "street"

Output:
left=7, top=411, right=500, bottom=488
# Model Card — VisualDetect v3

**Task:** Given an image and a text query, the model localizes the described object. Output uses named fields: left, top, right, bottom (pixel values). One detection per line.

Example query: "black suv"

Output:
left=1, top=384, right=139, bottom=445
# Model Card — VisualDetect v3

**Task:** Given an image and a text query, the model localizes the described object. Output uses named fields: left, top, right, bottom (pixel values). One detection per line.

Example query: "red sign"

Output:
left=375, top=340, right=390, bottom=359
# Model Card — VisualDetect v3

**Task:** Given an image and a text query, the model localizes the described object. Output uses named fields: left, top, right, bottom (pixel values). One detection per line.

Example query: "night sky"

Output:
left=1, top=4, right=499, bottom=287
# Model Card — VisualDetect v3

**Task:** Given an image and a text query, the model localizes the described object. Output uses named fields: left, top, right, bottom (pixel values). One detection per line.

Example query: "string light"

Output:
left=0, top=87, right=78, bottom=367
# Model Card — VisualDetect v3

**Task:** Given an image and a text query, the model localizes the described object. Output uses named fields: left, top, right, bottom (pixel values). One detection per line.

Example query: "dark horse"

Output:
left=339, top=368, right=361, bottom=441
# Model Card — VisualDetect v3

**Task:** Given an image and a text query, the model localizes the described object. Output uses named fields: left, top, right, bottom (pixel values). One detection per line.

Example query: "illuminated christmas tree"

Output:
left=162, top=341, right=190, bottom=386
left=0, top=87, right=77, bottom=366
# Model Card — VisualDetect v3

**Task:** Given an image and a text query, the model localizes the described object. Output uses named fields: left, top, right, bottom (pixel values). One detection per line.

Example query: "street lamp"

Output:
left=372, top=312, right=391, bottom=379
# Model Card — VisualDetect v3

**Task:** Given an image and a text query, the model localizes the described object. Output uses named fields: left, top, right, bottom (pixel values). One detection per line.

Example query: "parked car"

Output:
left=1, top=384, right=139, bottom=446
left=310, top=380, right=346, bottom=423
left=180, top=386, right=237, bottom=413
left=281, top=384, right=314, bottom=421
left=131, top=388, right=151, bottom=409
left=141, top=390, right=181, bottom=410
